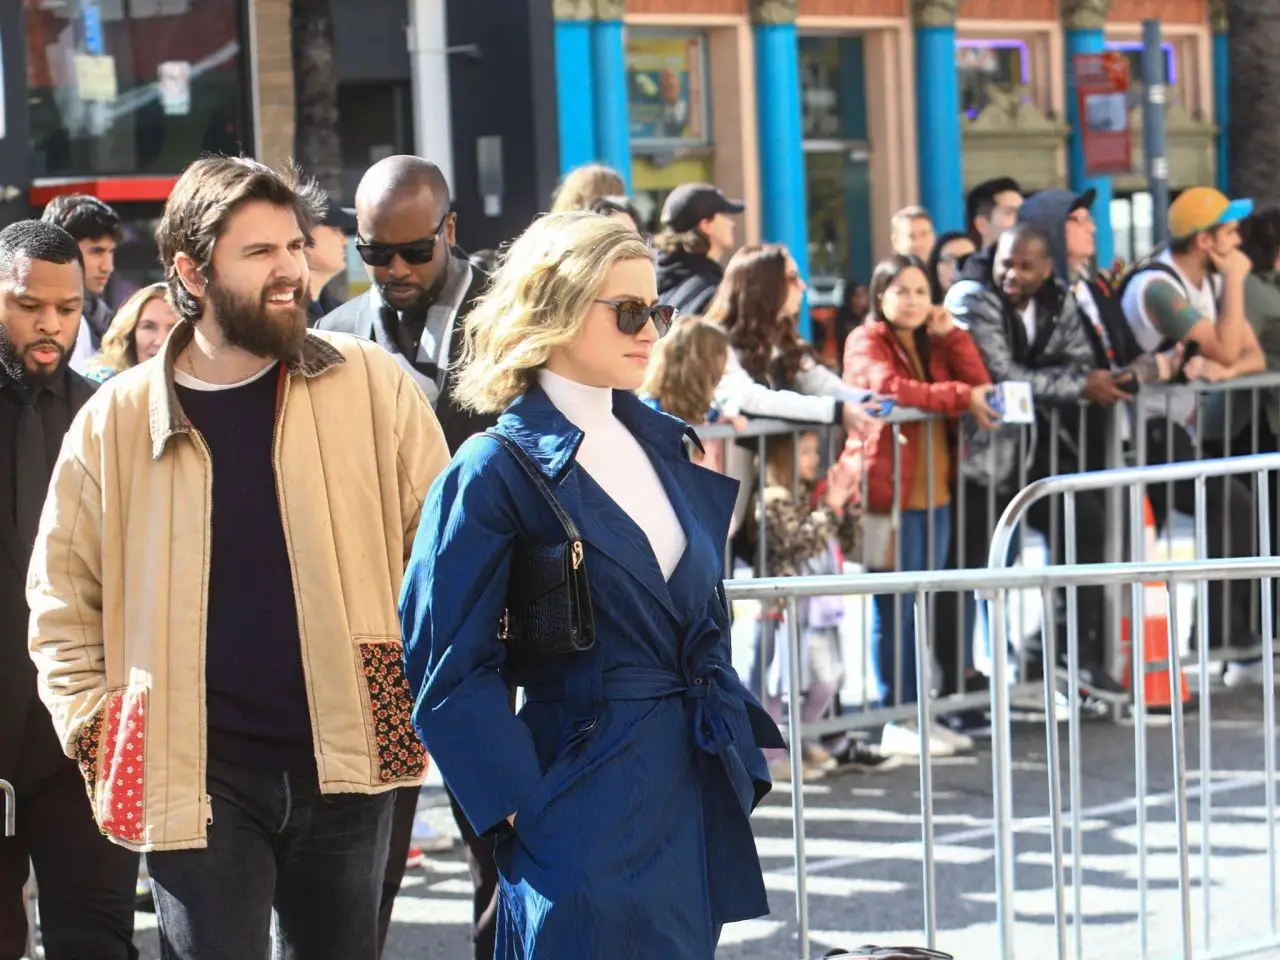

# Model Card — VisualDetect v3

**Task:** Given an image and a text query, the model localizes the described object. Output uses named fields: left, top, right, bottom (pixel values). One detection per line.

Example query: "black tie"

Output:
left=15, top=390, right=48, bottom=555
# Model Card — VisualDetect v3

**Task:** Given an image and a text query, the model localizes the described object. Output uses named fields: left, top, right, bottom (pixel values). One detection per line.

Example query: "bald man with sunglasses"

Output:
left=316, top=156, right=499, bottom=958
left=318, top=155, right=492, bottom=454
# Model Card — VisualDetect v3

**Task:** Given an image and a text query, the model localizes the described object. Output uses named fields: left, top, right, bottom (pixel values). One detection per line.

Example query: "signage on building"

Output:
left=75, top=54, right=118, bottom=102
left=1072, top=51, right=1132, bottom=175
left=626, top=33, right=708, bottom=147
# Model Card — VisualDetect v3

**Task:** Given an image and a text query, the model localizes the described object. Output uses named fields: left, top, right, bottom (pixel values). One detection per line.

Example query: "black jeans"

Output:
left=377, top=786, right=419, bottom=955
left=1153, top=419, right=1259, bottom=647
left=448, top=785, right=499, bottom=960
left=148, top=758, right=393, bottom=960
left=0, top=700, right=139, bottom=960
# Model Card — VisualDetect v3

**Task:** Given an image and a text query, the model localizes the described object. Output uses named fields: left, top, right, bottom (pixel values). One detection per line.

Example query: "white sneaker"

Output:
left=929, top=720, right=974, bottom=752
left=1224, top=659, right=1268, bottom=688
left=880, top=721, right=955, bottom=758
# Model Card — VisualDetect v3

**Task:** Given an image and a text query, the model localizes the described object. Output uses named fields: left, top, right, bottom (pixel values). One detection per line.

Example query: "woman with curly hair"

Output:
left=84, top=282, right=177, bottom=382
left=400, top=211, right=782, bottom=958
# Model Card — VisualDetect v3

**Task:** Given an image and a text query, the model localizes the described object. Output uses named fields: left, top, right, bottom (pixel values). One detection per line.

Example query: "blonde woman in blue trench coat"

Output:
left=399, top=211, right=784, bottom=958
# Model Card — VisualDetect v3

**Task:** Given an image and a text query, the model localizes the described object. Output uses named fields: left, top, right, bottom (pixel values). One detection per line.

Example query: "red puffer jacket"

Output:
left=841, top=319, right=991, bottom=514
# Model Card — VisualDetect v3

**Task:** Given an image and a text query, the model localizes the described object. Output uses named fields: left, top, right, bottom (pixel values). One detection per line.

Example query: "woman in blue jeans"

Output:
left=842, top=255, right=997, bottom=756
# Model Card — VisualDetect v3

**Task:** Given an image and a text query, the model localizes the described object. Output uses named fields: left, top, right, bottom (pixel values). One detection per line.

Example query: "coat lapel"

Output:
left=567, top=467, right=678, bottom=620
left=493, top=385, right=742, bottom=626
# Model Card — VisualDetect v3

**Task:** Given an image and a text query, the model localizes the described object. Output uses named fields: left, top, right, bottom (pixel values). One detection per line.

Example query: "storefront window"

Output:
left=957, top=40, right=1028, bottom=119
left=800, top=36, right=871, bottom=297
left=24, top=0, right=251, bottom=178
left=627, top=30, right=712, bottom=232
left=626, top=30, right=710, bottom=149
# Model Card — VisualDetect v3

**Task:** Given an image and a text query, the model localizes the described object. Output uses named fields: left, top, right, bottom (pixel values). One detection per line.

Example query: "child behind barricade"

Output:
left=743, top=429, right=861, bottom=781
left=842, top=254, right=997, bottom=758
left=639, top=315, right=746, bottom=472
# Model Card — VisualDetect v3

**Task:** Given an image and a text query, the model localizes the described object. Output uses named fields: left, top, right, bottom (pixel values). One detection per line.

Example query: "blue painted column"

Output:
left=1063, top=6, right=1115, bottom=270
left=554, top=9, right=597, bottom=176
left=913, top=9, right=964, bottom=233
left=1212, top=3, right=1230, bottom=192
left=592, top=3, right=631, bottom=188
left=754, top=10, right=811, bottom=337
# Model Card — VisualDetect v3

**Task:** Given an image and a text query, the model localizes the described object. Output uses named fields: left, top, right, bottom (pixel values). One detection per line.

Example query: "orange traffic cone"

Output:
left=1121, top=498, right=1190, bottom=709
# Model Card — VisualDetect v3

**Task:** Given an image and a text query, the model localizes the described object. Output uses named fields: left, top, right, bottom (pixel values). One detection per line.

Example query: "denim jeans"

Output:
left=148, top=757, right=393, bottom=960
left=870, top=506, right=953, bottom=707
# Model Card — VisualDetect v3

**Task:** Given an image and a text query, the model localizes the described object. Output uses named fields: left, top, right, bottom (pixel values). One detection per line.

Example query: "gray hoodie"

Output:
left=1016, top=188, right=1084, bottom=285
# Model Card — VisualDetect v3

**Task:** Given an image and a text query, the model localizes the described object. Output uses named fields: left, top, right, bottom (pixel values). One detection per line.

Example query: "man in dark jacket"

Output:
left=944, top=224, right=1126, bottom=697
left=1020, top=188, right=1259, bottom=659
left=318, top=155, right=490, bottom=455
left=315, top=154, right=496, bottom=958
left=654, top=182, right=743, bottom=316
left=0, top=221, right=138, bottom=958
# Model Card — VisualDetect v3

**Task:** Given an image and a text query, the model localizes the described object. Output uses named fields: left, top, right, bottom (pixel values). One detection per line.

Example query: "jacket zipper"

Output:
left=190, top=427, right=216, bottom=829
left=269, top=371, right=322, bottom=779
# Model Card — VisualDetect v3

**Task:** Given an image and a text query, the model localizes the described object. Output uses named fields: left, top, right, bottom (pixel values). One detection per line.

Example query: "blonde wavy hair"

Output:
left=639, top=316, right=729, bottom=425
left=550, top=164, right=626, bottom=213
left=87, top=282, right=171, bottom=377
left=454, top=211, right=654, bottom=414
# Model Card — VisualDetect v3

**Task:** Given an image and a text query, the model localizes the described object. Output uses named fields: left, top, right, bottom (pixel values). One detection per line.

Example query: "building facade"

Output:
left=0, top=0, right=1226, bottom=305
left=555, top=0, right=1225, bottom=305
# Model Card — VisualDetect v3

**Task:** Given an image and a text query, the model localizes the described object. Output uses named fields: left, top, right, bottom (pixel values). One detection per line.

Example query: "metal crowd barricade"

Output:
left=724, top=452, right=1280, bottom=960
left=982, top=451, right=1280, bottom=960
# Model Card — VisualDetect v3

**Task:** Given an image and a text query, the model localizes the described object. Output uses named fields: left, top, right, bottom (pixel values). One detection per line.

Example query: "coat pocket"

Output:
left=356, top=637, right=427, bottom=784
left=74, top=687, right=148, bottom=844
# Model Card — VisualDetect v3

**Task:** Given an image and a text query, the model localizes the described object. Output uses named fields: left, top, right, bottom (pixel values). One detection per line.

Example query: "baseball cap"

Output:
left=318, top=203, right=358, bottom=233
left=1168, top=187, right=1253, bottom=240
left=660, top=183, right=744, bottom=233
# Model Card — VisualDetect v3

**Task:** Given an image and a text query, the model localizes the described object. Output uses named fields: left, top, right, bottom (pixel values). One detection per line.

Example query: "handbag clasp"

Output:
left=571, top=540, right=584, bottom=570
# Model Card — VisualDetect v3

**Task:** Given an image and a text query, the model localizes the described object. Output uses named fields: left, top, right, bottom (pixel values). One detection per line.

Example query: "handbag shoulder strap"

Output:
left=486, top=430, right=582, bottom=541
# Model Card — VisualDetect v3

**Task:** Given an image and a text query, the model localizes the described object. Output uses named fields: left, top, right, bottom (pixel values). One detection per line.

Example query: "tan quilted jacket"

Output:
left=27, top=322, right=450, bottom=852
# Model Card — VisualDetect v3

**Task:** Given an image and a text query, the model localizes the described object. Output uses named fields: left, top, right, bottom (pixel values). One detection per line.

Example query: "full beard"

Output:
left=0, top=324, right=66, bottom=390
left=206, top=280, right=308, bottom=362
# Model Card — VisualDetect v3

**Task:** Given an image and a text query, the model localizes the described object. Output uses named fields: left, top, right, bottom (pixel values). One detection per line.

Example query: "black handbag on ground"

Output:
left=487, top=431, right=596, bottom=663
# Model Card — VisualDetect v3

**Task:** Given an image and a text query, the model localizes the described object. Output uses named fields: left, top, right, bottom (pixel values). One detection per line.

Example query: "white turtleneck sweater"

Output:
left=537, top=369, right=687, bottom=580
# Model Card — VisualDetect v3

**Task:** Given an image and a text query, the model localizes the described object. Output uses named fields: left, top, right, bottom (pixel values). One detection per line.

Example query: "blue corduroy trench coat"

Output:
left=400, top=384, right=784, bottom=959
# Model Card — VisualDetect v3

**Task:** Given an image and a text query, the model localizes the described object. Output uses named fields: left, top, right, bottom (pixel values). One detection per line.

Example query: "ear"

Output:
left=173, top=251, right=206, bottom=300
left=444, top=213, right=457, bottom=248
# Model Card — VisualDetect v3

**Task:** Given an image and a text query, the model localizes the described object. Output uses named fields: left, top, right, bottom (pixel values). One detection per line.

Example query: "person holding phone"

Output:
left=843, top=255, right=996, bottom=756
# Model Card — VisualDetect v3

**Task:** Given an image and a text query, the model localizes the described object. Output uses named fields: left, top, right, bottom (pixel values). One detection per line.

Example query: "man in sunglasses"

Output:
left=315, top=155, right=497, bottom=959
left=317, top=155, right=490, bottom=454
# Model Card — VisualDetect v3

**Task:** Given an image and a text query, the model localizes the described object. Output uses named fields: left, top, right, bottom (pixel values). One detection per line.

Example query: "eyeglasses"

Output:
left=355, top=212, right=451, bottom=267
left=594, top=299, right=677, bottom=336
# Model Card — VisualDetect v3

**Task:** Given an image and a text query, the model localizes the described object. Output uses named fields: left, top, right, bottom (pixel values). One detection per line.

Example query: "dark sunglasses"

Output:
left=356, top=212, right=450, bottom=267
left=595, top=299, right=677, bottom=336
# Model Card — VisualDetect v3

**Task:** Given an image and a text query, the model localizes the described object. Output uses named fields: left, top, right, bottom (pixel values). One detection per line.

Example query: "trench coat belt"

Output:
left=525, top=664, right=758, bottom=816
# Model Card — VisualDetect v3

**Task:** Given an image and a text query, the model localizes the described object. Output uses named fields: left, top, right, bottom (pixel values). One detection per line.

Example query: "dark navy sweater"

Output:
left=175, top=365, right=314, bottom=774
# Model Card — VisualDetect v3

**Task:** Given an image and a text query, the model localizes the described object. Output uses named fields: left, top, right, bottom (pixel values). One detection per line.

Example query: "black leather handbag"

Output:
left=488, top=432, right=596, bottom=664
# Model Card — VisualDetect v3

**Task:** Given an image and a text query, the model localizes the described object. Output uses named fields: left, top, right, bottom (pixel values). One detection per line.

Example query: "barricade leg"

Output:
left=784, top=597, right=811, bottom=960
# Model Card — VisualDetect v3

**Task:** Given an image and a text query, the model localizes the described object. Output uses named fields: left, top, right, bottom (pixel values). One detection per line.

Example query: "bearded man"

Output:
left=26, top=157, right=450, bottom=960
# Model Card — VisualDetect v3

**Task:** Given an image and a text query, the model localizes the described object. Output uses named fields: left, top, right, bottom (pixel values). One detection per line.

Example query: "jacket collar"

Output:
left=149, top=320, right=347, bottom=460
left=493, top=380, right=698, bottom=482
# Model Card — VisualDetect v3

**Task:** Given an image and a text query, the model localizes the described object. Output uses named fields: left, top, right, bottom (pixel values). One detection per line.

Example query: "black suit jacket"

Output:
left=0, top=370, right=96, bottom=774
left=317, top=259, right=495, bottom=455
